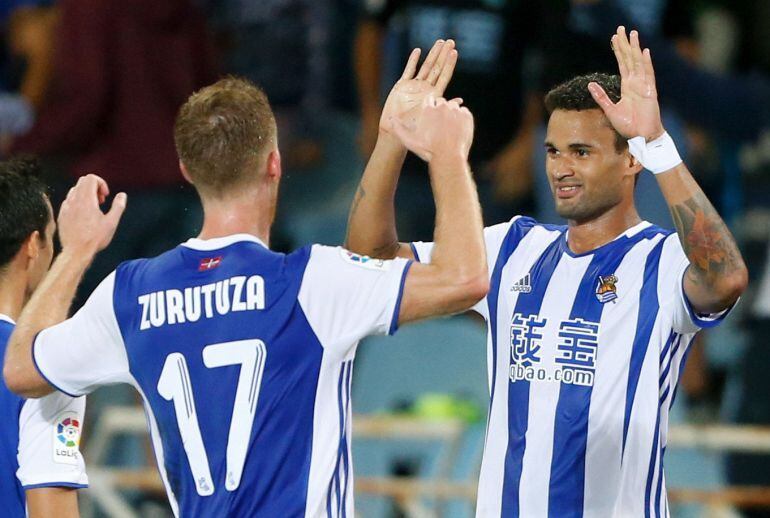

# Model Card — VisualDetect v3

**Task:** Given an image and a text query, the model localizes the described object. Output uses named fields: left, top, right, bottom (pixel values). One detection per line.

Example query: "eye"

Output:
left=546, top=147, right=558, bottom=156
left=576, top=148, right=589, bottom=157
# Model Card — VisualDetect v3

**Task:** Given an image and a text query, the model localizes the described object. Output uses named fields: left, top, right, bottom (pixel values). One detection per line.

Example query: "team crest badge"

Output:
left=595, top=274, right=618, bottom=304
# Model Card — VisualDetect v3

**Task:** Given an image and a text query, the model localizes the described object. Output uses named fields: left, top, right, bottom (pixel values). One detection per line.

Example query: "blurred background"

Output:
left=2, top=0, right=770, bottom=516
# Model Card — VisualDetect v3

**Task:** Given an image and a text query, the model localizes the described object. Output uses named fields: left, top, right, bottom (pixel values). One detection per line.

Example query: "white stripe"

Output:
left=475, top=226, right=562, bottom=517
left=583, top=236, right=662, bottom=517
left=304, top=354, right=351, bottom=518
left=132, top=378, right=180, bottom=517
left=519, top=253, right=591, bottom=516
left=612, top=316, right=665, bottom=516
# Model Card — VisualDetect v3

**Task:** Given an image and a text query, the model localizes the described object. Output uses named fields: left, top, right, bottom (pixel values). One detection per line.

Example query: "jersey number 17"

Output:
left=157, top=340, right=267, bottom=496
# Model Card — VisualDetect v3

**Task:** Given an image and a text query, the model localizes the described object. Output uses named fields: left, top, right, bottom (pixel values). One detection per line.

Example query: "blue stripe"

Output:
left=327, top=361, right=348, bottom=518
left=485, top=219, right=538, bottom=434
left=389, top=261, right=414, bottom=335
left=500, top=229, right=563, bottom=517
left=644, top=411, right=661, bottom=518
left=622, top=239, right=667, bottom=459
left=668, top=336, right=696, bottom=410
left=654, top=445, right=665, bottom=517
left=22, top=482, right=88, bottom=490
left=340, top=361, right=353, bottom=518
left=409, top=242, right=420, bottom=262
left=548, top=234, right=639, bottom=517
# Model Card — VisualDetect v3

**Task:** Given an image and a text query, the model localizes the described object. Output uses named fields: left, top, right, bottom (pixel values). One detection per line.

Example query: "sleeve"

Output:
left=32, top=272, right=130, bottom=397
left=16, top=392, right=87, bottom=489
left=298, top=245, right=412, bottom=355
left=658, top=234, right=736, bottom=335
left=411, top=217, right=519, bottom=319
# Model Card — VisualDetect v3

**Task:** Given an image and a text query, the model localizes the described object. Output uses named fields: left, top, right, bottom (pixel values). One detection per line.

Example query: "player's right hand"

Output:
left=389, top=95, right=474, bottom=164
left=57, top=174, right=126, bottom=257
left=377, top=40, right=458, bottom=146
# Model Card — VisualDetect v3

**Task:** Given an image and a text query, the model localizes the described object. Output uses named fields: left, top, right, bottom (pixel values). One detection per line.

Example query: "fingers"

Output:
left=427, top=39, right=455, bottom=86
left=587, top=82, right=616, bottom=114
left=629, top=29, right=644, bottom=76
left=105, top=192, right=127, bottom=229
left=613, top=26, right=636, bottom=77
left=401, top=48, right=421, bottom=80
left=434, top=49, right=458, bottom=93
left=611, top=31, right=629, bottom=77
left=642, top=48, right=656, bottom=88
left=416, top=40, right=444, bottom=80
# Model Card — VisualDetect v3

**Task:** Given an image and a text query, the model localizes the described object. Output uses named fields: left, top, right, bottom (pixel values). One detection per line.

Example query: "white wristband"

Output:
left=627, top=132, right=682, bottom=175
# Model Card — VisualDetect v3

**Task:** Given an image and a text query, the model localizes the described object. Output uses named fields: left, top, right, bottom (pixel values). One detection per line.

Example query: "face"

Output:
left=545, top=109, right=635, bottom=223
left=27, top=199, right=55, bottom=294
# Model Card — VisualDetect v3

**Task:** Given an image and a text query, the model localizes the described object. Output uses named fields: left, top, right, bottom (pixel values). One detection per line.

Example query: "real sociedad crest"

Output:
left=595, top=274, right=618, bottom=303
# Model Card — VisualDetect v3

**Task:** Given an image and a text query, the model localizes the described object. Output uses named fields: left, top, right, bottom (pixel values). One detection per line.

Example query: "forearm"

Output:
left=345, top=134, right=408, bottom=258
left=4, top=250, right=91, bottom=397
left=656, top=163, right=748, bottom=311
left=26, top=487, right=79, bottom=518
left=429, top=155, right=486, bottom=283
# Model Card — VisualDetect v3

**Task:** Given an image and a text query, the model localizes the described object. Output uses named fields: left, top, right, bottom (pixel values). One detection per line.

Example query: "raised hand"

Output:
left=389, top=95, right=474, bottom=164
left=58, top=174, right=126, bottom=256
left=588, top=26, right=665, bottom=141
left=380, top=40, right=459, bottom=143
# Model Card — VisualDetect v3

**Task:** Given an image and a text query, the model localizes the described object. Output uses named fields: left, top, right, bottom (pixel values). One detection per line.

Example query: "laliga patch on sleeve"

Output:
left=52, top=411, right=82, bottom=465
left=339, top=248, right=391, bottom=271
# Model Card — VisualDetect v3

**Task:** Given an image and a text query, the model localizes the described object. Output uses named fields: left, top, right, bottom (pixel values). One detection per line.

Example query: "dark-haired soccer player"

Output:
left=346, top=29, right=748, bottom=516
left=3, top=41, right=488, bottom=516
left=0, top=158, right=87, bottom=518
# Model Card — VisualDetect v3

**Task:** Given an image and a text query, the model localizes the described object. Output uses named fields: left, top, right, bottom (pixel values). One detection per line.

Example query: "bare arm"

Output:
left=4, top=175, right=125, bottom=398
left=346, top=40, right=458, bottom=260
left=388, top=97, right=488, bottom=324
left=26, top=487, right=79, bottom=518
left=657, top=165, right=747, bottom=312
left=590, top=27, right=747, bottom=314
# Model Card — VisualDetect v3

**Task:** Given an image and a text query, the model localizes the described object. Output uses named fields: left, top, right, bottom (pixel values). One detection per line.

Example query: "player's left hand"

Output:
left=588, top=26, right=665, bottom=141
left=57, top=174, right=126, bottom=257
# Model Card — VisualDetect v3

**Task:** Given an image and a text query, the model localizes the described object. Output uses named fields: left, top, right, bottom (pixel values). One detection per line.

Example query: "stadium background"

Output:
left=2, top=0, right=770, bottom=516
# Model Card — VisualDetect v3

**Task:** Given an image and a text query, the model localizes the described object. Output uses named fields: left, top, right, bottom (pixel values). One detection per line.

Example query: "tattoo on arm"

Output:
left=670, top=192, right=742, bottom=287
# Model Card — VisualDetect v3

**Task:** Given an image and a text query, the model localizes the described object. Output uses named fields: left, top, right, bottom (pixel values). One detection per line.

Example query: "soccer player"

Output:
left=3, top=44, right=487, bottom=516
left=345, top=29, right=748, bottom=516
left=0, top=158, right=87, bottom=518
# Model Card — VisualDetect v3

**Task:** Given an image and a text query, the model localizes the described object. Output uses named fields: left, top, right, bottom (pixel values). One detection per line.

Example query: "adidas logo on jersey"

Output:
left=511, top=274, right=532, bottom=293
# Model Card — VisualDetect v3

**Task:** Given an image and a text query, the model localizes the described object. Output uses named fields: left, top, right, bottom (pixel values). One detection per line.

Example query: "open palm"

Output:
left=380, top=40, right=458, bottom=137
left=588, top=27, right=665, bottom=141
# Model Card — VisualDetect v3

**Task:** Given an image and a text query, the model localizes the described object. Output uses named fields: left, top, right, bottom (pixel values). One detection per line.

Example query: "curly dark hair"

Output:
left=544, top=73, right=626, bottom=152
left=0, top=156, right=51, bottom=269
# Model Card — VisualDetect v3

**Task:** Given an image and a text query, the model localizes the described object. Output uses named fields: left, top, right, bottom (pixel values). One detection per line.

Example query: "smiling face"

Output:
left=545, top=109, right=637, bottom=223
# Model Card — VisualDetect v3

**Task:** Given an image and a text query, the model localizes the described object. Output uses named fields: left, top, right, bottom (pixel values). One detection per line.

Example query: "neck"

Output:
left=567, top=201, right=641, bottom=255
left=197, top=186, right=273, bottom=247
left=0, top=269, right=27, bottom=321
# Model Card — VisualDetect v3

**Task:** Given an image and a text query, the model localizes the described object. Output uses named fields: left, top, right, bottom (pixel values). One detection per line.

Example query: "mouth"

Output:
left=555, top=184, right=582, bottom=199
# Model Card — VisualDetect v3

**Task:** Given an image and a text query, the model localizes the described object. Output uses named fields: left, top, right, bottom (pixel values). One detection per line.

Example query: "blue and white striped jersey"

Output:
left=0, top=315, right=88, bottom=517
left=32, top=234, right=411, bottom=517
left=412, top=217, right=730, bottom=518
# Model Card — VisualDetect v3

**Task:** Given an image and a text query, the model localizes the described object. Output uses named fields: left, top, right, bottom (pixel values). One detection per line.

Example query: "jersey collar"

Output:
left=0, top=313, right=16, bottom=325
left=181, top=234, right=269, bottom=251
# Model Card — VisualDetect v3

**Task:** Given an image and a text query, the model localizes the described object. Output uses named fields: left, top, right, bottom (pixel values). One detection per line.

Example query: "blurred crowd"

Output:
left=2, top=0, right=770, bottom=515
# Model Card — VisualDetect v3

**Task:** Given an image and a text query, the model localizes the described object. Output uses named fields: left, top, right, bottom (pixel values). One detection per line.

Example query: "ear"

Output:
left=179, top=160, right=193, bottom=184
left=265, top=149, right=282, bottom=182
left=624, top=150, right=644, bottom=178
left=23, top=231, right=41, bottom=264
